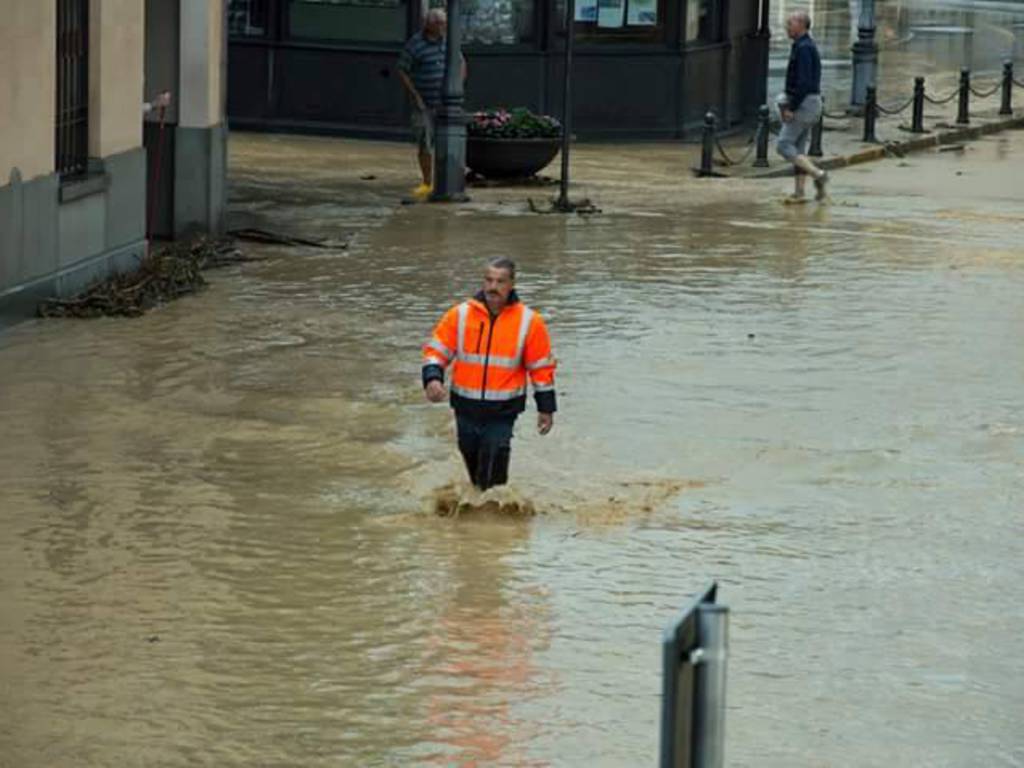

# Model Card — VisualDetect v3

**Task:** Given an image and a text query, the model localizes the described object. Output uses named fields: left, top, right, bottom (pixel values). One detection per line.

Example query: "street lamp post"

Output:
left=431, top=0, right=468, bottom=202
left=851, top=0, right=878, bottom=108
left=555, top=0, right=575, bottom=211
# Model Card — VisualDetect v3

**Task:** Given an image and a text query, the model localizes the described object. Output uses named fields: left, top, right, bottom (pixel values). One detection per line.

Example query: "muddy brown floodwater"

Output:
left=2, top=130, right=1024, bottom=767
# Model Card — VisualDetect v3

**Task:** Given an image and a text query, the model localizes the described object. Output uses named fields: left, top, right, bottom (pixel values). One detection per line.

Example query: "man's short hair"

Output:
left=487, top=257, right=516, bottom=280
left=425, top=8, right=447, bottom=25
left=790, top=11, right=811, bottom=30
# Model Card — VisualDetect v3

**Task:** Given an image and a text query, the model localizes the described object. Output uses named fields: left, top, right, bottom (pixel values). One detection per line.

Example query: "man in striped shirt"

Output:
left=398, top=10, right=449, bottom=199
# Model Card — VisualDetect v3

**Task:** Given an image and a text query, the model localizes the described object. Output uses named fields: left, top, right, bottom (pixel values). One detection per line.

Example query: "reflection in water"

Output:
left=419, top=521, right=549, bottom=766
left=1, top=128, right=1023, bottom=767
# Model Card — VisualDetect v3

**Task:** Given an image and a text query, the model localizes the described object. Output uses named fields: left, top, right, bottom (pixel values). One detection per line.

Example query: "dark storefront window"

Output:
left=461, top=0, right=535, bottom=45
left=684, top=0, right=722, bottom=43
left=56, top=0, right=90, bottom=178
left=288, top=0, right=408, bottom=43
left=229, top=0, right=270, bottom=36
left=558, top=0, right=667, bottom=43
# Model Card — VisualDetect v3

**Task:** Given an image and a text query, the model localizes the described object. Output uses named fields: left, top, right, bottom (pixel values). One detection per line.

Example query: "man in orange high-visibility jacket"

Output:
left=423, top=258, right=557, bottom=490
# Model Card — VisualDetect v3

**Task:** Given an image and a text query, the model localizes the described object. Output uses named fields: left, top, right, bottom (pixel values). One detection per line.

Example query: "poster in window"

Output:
left=597, top=0, right=625, bottom=28
left=626, top=0, right=657, bottom=25
left=575, top=0, right=598, bottom=22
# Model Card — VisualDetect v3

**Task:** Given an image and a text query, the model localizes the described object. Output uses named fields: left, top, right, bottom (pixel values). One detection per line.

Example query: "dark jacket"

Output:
left=785, top=34, right=821, bottom=111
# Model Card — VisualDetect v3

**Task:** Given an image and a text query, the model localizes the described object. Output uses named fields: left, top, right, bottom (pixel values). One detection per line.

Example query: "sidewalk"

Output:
left=226, top=75, right=1021, bottom=229
left=715, top=69, right=1023, bottom=179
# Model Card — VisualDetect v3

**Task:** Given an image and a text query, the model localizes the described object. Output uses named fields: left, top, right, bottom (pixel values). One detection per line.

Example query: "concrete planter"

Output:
left=466, top=137, right=561, bottom=179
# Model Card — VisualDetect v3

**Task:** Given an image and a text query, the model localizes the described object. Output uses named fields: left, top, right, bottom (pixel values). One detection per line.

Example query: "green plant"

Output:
left=468, top=107, right=562, bottom=139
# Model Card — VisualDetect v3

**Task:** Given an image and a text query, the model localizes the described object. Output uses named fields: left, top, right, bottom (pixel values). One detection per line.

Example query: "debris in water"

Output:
left=468, top=173, right=558, bottom=188
left=38, top=238, right=255, bottom=319
left=528, top=197, right=601, bottom=216
left=229, top=227, right=340, bottom=248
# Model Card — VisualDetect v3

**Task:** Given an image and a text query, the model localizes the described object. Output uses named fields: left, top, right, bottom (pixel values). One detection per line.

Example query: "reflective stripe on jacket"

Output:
left=423, top=293, right=557, bottom=415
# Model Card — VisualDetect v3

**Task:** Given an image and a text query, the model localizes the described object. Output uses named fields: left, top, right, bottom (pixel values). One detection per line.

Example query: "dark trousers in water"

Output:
left=456, top=413, right=516, bottom=491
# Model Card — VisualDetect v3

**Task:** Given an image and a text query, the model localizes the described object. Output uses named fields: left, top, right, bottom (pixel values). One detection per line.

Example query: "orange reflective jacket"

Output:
left=423, top=292, right=557, bottom=414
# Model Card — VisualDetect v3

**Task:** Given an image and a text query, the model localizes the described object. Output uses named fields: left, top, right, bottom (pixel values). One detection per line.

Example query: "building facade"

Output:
left=0, top=0, right=228, bottom=323
left=227, top=0, right=770, bottom=139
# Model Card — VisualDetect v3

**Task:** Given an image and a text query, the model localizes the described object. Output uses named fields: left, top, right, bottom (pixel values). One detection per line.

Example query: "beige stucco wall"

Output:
left=0, top=2, right=56, bottom=183
left=179, top=0, right=225, bottom=128
left=89, top=0, right=146, bottom=158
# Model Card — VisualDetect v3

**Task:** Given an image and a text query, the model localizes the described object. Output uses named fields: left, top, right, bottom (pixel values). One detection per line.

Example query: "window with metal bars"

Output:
left=55, top=0, right=90, bottom=179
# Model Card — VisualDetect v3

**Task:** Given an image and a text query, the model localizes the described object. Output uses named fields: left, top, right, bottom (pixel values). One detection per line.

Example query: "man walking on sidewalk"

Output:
left=422, top=259, right=557, bottom=491
left=777, top=11, right=829, bottom=202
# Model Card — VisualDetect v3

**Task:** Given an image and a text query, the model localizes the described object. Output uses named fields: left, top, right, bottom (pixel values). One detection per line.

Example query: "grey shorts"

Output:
left=776, top=94, right=822, bottom=162
left=412, top=107, right=436, bottom=154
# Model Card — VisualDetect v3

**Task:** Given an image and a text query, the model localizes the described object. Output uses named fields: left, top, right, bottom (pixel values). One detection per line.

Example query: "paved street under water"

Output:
left=2, top=129, right=1023, bottom=766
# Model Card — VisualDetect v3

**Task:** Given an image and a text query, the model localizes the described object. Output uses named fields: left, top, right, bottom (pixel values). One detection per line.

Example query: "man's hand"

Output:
left=781, top=108, right=794, bottom=123
left=425, top=380, right=446, bottom=403
left=537, top=412, right=554, bottom=436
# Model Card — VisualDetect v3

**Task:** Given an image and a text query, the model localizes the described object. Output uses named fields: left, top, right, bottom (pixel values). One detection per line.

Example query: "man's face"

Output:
left=483, top=266, right=514, bottom=307
left=786, top=15, right=806, bottom=39
left=425, top=16, right=447, bottom=39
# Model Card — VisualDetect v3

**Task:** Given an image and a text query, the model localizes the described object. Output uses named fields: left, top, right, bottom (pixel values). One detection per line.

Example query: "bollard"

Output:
left=912, top=76, right=926, bottom=133
left=1001, top=60, right=1013, bottom=116
left=957, top=67, right=970, bottom=125
left=753, top=104, right=770, bottom=168
left=809, top=102, right=824, bottom=157
left=691, top=604, right=729, bottom=768
left=699, top=112, right=716, bottom=177
left=863, top=85, right=878, bottom=143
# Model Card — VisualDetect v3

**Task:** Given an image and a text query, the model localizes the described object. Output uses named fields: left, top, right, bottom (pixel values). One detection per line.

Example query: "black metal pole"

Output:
left=753, top=104, right=769, bottom=168
left=957, top=67, right=970, bottom=125
left=911, top=76, right=925, bottom=133
left=556, top=0, right=575, bottom=210
left=1000, top=60, right=1013, bottom=116
left=431, top=0, right=468, bottom=202
left=863, top=85, right=878, bottom=143
left=851, top=0, right=877, bottom=107
left=809, top=100, right=824, bottom=157
left=699, top=112, right=715, bottom=177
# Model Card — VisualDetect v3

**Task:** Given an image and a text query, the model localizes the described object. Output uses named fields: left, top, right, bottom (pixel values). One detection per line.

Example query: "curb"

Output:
left=731, top=114, right=1024, bottom=179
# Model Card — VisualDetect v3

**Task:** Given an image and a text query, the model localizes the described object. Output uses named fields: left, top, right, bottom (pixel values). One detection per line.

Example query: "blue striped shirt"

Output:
left=398, top=32, right=447, bottom=108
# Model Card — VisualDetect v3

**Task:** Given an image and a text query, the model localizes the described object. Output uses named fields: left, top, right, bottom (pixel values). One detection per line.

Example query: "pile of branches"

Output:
left=38, top=238, right=252, bottom=319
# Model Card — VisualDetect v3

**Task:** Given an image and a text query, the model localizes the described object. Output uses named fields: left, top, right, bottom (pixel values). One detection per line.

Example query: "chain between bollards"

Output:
left=1001, top=61, right=1014, bottom=116
left=957, top=68, right=970, bottom=125
left=863, top=85, right=878, bottom=143
left=753, top=104, right=770, bottom=167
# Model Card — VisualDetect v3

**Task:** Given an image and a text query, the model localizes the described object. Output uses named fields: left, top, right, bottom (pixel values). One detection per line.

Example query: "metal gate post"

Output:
left=957, top=67, right=970, bottom=125
left=911, top=76, right=925, bottom=133
left=699, top=112, right=716, bottom=177
left=753, top=104, right=770, bottom=167
left=691, top=604, right=729, bottom=768
left=1000, top=61, right=1013, bottom=116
